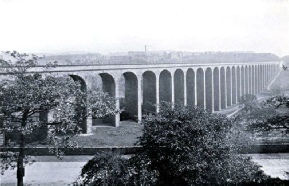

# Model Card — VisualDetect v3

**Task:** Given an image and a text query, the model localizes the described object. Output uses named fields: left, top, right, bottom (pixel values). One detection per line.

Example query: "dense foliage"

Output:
left=235, top=94, right=289, bottom=135
left=137, top=105, right=268, bottom=185
left=77, top=105, right=270, bottom=186
left=0, top=51, right=117, bottom=185
left=76, top=152, right=158, bottom=186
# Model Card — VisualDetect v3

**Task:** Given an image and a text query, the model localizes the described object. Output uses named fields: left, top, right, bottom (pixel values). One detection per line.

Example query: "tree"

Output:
left=236, top=94, right=289, bottom=135
left=77, top=104, right=271, bottom=186
left=0, top=51, right=117, bottom=186
left=136, top=104, right=268, bottom=185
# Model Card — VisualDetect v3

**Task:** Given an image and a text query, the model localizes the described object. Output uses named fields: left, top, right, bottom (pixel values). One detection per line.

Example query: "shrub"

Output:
left=76, top=152, right=127, bottom=185
left=75, top=152, right=158, bottom=186
left=78, top=105, right=272, bottom=185
left=137, top=105, right=268, bottom=185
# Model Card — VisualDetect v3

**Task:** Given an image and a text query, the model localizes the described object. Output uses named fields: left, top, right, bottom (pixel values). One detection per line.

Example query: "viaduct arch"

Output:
left=2, top=61, right=280, bottom=133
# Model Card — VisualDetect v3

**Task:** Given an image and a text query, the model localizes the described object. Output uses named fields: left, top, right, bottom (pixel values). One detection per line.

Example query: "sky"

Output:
left=0, top=0, right=288, bottom=57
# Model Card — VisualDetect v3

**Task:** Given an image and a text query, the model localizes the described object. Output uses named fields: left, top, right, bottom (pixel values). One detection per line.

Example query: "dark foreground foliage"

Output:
left=236, top=94, right=289, bottom=136
left=76, top=152, right=158, bottom=186
left=0, top=51, right=117, bottom=186
left=76, top=105, right=287, bottom=186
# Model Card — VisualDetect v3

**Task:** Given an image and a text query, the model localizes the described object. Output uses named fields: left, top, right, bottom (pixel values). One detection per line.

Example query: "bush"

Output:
left=75, top=152, right=158, bottom=186
left=76, top=152, right=132, bottom=185
left=239, top=94, right=258, bottom=112
left=137, top=105, right=268, bottom=185
left=78, top=105, right=274, bottom=185
left=236, top=95, right=289, bottom=136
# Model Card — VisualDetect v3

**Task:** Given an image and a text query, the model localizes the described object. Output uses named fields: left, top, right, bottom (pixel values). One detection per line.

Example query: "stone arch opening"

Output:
left=255, top=65, right=258, bottom=93
left=237, top=66, right=241, bottom=102
left=100, top=73, right=115, bottom=97
left=245, top=66, right=249, bottom=94
left=248, top=65, right=252, bottom=94
left=263, top=65, right=266, bottom=89
left=252, top=65, right=255, bottom=94
left=159, top=70, right=172, bottom=103
left=272, top=64, right=275, bottom=80
left=220, top=67, right=226, bottom=109
left=96, top=73, right=116, bottom=126
left=213, top=67, right=220, bottom=111
left=226, top=67, right=232, bottom=106
left=121, top=72, right=138, bottom=121
left=69, top=75, right=87, bottom=132
left=263, top=65, right=266, bottom=86
left=205, top=68, right=213, bottom=112
left=266, top=64, right=269, bottom=85
left=262, top=65, right=265, bottom=89
left=258, top=65, right=262, bottom=92
left=197, top=68, right=205, bottom=109
left=143, top=71, right=156, bottom=114
left=248, top=66, right=252, bottom=94
left=241, top=66, right=245, bottom=96
left=262, top=64, right=266, bottom=89
left=186, top=68, right=195, bottom=107
left=174, top=69, right=184, bottom=105
left=232, top=66, right=237, bottom=104
left=268, top=64, right=270, bottom=81
left=70, top=75, right=87, bottom=91
left=254, top=65, right=258, bottom=93
left=268, top=64, right=271, bottom=83
left=268, top=64, right=272, bottom=81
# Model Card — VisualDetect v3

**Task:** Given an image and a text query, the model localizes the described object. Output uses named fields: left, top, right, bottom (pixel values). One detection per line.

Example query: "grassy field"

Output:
left=74, top=121, right=143, bottom=147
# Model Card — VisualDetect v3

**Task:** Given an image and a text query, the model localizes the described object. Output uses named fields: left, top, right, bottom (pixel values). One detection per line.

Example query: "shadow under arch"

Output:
left=248, top=65, right=252, bottom=94
left=257, top=65, right=261, bottom=92
left=241, top=66, right=245, bottom=96
left=121, top=72, right=138, bottom=121
left=220, top=67, right=226, bottom=109
left=226, top=66, right=232, bottom=106
left=94, top=73, right=116, bottom=126
left=205, top=67, right=213, bottom=112
left=213, top=67, right=220, bottom=111
left=174, top=69, right=184, bottom=105
left=237, top=66, right=241, bottom=102
left=143, top=71, right=156, bottom=114
left=159, top=69, right=172, bottom=103
left=252, top=65, right=255, bottom=94
left=232, top=66, right=237, bottom=104
left=186, top=68, right=195, bottom=107
left=69, top=74, right=87, bottom=133
left=245, top=65, right=249, bottom=94
left=196, top=68, right=205, bottom=109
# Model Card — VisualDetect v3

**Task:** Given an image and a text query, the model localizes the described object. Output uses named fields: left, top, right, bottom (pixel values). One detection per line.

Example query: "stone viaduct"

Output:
left=2, top=61, right=282, bottom=133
